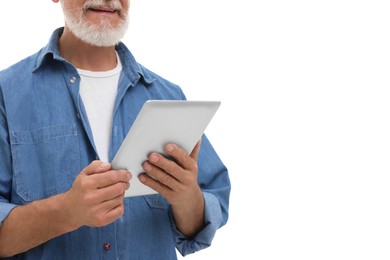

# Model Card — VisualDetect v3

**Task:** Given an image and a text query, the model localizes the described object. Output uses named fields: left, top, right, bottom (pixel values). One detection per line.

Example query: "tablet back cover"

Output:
left=111, top=100, right=221, bottom=197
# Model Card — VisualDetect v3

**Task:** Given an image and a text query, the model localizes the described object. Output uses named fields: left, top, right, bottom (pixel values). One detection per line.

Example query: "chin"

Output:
left=66, top=17, right=129, bottom=47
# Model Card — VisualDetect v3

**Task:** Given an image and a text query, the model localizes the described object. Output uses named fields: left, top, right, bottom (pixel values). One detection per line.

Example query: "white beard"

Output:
left=61, top=0, right=129, bottom=47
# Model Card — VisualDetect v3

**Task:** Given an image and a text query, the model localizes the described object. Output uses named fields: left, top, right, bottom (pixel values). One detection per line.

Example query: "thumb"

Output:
left=81, top=160, right=111, bottom=176
left=190, top=139, right=202, bottom=162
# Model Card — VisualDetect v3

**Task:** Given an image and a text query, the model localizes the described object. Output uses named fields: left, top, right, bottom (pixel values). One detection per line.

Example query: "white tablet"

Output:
left=111, top=100, right=221, bottom=197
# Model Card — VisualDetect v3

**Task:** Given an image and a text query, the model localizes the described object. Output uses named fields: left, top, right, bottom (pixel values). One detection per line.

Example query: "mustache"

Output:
left=83, top=0, right=123, bottom=12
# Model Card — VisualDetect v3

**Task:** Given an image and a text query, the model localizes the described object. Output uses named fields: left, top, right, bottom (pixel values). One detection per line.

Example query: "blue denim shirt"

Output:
left=0, top=28, right=230, bottom=259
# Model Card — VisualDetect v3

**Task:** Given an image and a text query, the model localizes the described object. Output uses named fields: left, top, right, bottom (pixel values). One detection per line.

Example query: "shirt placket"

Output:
left=100, top=224, right=118, bottom=259
left=66, top=72, right=100, bottom=159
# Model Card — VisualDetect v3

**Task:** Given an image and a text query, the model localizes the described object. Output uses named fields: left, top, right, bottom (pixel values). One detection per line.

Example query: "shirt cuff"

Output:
left=172, top=191, right=223, bottom=256
left=0, top=201, right=17, bottom=224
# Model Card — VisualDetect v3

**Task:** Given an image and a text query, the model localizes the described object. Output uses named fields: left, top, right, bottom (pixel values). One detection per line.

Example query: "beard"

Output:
left=61, top=0, right=129, bottom=47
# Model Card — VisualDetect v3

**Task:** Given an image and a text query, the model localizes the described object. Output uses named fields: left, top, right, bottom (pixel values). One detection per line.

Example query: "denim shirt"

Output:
left=0, top=28, right=230, bottom=259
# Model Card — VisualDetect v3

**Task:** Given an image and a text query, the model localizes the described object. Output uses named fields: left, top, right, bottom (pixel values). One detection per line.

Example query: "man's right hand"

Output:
left=63, top=160, right=131, bottom=229
left=0, top=161, right=131, bottom=257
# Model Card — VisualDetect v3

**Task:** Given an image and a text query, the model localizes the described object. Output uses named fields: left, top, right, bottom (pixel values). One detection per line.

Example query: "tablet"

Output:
left=111, top=100, right=221, bottom=197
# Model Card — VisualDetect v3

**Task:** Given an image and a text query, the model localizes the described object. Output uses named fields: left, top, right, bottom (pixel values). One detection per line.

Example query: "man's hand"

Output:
left=63, top=161, right=131, bottom=229
left=139, top=140, right=205, bottom=237
left=0, top=161, right=131, bottom=257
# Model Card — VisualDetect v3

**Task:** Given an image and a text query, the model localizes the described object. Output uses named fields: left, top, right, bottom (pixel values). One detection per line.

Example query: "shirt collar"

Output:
left=34, top=27, right=155, bottom=85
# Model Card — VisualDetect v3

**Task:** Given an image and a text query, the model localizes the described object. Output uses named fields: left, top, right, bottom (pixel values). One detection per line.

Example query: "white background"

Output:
left=1, top=1, right=390, bottom=259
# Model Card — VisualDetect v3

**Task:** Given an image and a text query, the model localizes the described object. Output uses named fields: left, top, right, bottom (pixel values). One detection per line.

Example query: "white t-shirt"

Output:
left=77, top=53, right=122, bottom=162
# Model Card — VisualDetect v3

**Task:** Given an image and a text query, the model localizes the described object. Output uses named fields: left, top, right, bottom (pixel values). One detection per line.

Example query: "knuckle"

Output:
left=109, top=172, right=118, bottom=182
left=178, top=153, right=189, bottom=163
left=84, top=193, right=98, bottom=205
left=92, top=160, right=100, bottom=165
left=175, top=185, right=186, bottom=194
left=184, top=172, right=197, bottom=184
left=172, top=166, right=186, bottom=178
left=95, top=215, right=107, bottom=227
left=80, top=178, right=93, bottom=190
left=192, top=163, right=199, bottom=173
left=121, top=170, right=131, bottom=181
left=117, top=205, right=125, bottom=217
left=181, top=175, right=192, bottom=184
left=115, top=196, right=124, bottom=206
left=115, top=182, right=126, bottom=194
left=151, top=181, right=163, bottom=193
left=160, top=174, right=171, bottom=185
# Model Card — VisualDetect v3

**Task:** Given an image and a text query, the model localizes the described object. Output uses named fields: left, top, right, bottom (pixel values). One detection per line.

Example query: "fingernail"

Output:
left=166, top=144, right=174, bottom=152
left=100, top=162, right=110, bottom=168
left=143, top=162, right=152, bottom=171
left=139, top=174, right=146, bottom=182
left=149, top=154, right=158, bottom=163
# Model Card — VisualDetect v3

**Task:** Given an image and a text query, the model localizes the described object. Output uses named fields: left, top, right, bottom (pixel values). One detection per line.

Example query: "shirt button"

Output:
left=69, top=77, right=77, bottom=84
left=103, top=242, right=111, bottom=251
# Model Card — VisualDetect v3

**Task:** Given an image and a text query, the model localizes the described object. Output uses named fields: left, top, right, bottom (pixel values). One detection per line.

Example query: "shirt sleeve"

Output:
left=171, top=192, right=223, bottom=256
left=0, top=88, right=18, bottom=224
left=171, top=134, right=231, bottom=256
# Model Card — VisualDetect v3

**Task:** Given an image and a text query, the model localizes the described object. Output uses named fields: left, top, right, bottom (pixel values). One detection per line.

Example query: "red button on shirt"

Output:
left=103, top=243, right=111, bottom=251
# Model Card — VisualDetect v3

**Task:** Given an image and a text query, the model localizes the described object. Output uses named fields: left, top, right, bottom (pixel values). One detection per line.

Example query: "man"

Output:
left=0, top=0, right=230, bottom=259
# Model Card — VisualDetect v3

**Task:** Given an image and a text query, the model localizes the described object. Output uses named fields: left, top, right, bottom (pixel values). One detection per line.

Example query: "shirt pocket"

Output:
left=10, top=123, right=79, bottom=202
left=143, top=194, right=168, bottom=210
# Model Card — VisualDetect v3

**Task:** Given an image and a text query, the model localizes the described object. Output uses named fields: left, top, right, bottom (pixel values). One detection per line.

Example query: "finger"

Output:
left=91, top=169, right=132, bottom=189
left=92, top=196, right=125, bottom=227
left=100, top=193, right=125, bottom=210
left=165, top=143, right=197, bottom=172
left=104, top=201, right=125, bottom=222
left=81, top=161, right=111, bottom=176
left=142, top=161, right=181, bottom=190
left=139, top=172, right=176, bottom=197
left=189, top=139, right=202, bottom=162
left=96, top=180, right=130, bottom=202
left=147, top=152, right=183, bottom=181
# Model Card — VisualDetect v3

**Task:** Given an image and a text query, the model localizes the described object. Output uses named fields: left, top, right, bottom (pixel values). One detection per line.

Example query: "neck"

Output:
left=59, top=27, right=117, bottom=71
